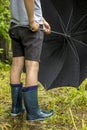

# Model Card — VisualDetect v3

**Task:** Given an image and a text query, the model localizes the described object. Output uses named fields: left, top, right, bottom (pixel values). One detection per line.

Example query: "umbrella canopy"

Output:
left=38, top=0, right=87, bottom=90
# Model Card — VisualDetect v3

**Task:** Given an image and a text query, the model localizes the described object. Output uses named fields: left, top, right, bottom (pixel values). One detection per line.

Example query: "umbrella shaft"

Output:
left=40, top=28, right=70, bottom=38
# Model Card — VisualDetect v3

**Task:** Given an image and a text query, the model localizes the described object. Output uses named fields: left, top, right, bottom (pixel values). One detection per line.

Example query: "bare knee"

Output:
left=25, top=60, right=39, bottom=72
left=12, top=57, right=24, bottom=68
left=25, top=60, right=39, bottom=86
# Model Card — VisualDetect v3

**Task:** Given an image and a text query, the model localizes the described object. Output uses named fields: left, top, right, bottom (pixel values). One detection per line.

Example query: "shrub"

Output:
left=0, top=0, right=10, bottom=41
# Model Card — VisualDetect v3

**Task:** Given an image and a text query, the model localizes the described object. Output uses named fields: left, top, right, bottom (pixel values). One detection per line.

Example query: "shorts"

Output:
left=9, top=23, right=44, bottom=62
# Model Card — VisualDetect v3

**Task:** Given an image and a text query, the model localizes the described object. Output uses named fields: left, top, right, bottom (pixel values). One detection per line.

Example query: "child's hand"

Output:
left=43, top=18, right=51, bottom=34
left=30, top=21, right=39, bottom=32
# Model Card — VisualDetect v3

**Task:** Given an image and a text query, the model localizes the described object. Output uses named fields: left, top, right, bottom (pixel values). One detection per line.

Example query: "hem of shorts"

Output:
left=13, top=56, right=41, bottom=62
left=13, top=55, right=24, bottom=58
left=25, top=58, right=40, bottom=62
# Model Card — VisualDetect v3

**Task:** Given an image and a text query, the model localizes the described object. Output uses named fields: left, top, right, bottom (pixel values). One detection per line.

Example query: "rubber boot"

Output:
left=10, top=83, right=24, bottom=116
left=22, top=86, right=54, bottom=121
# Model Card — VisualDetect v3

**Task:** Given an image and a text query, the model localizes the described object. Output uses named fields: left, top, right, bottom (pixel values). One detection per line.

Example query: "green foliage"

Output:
left=0, top=60, right=10, bottom=69
left=0, top=48, right=4, bottom=53
left=0, top=0, right=10, bottom=41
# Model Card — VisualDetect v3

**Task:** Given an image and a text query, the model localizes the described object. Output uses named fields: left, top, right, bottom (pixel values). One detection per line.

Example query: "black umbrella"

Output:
left=38, top=0, right=87, bottom=90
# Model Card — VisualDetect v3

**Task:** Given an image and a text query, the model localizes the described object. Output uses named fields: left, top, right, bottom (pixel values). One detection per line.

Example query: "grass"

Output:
left=0, top=63, right=87, bottom=130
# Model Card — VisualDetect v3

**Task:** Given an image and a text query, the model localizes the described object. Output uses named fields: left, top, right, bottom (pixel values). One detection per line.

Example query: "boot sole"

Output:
left=11, top=110, right=25, bottom=117
left=11, top=108, right=25, bottom=117
left=27, top=116, right=52, bottom=121
left=11, top=112, right=22, bottom=117
left=27, top=113, right=54, bottom=121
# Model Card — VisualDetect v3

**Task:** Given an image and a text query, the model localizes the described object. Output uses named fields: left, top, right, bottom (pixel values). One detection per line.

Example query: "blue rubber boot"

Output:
left=10, top=83, right=24, bottom=116
left=22, top=86, right=54, bottom=121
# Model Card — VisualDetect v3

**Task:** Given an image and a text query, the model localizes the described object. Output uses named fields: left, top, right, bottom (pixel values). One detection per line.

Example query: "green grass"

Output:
left=0, top=63, right=87, bottom=130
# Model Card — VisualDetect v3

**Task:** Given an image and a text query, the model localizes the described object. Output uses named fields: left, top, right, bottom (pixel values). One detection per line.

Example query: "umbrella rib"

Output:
left=66, top=8, right=73, bottom=32
left=71, top=30, right=87, bottom=37
left=69, top=38, right=79, bottom=62
left=69, top=14, right=87, bottom=33
left=71, top=37, right=87, bottom=46
left=56, top=13, right=66, bottom=33
left=49, top=0, right=66, bottom=33
left=66, top=38, right=79, bottom=62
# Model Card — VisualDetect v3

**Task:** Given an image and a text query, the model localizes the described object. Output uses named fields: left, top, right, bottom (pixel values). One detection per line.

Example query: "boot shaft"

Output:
left=23, top=87, right=39, bottom=114
left=22, top=86, right=54, bottom=120
left=10, top=83, right=23, bottom=116
left=11, top=86, right=22, bottom=109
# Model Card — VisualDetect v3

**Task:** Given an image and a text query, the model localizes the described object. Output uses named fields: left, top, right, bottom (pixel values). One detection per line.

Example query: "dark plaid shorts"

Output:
left=9, top=23, right=44, bottom=62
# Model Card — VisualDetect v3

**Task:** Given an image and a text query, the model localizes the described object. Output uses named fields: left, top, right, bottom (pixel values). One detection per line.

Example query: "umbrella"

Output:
left=38, top=0, right=87, bottom=90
